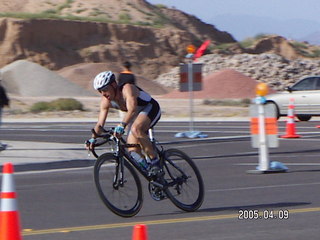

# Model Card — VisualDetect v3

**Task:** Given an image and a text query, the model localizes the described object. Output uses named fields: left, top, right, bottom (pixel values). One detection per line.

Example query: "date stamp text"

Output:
left=238, top=209, right=289, bottom=220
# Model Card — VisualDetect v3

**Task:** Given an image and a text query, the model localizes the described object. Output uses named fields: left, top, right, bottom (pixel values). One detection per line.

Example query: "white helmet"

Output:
left=93, top=71, right=116, bottom=90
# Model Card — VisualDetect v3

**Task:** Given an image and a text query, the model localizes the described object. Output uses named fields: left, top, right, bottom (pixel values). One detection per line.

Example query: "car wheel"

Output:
left=297, top=114, right=312, bottom=121
left=265, top=101, right=280, bottom=120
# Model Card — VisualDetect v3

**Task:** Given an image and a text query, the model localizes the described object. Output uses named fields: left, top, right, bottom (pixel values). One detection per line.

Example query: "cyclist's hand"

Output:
left=85, top=138, right=96, bottom=150
left=114, top=124, right=125, bottom=138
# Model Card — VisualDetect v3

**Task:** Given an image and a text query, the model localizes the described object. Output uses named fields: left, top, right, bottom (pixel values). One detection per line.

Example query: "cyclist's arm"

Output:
left=93, top=96, right=110, bottom=137
left=121, top=84, right=138, bottom=126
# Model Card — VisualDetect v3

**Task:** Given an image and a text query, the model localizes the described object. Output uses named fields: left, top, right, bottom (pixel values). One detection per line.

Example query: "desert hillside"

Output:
left=1, top=0, right=319, bottom=77
left=1, top=0, right=320, bottom=100
left=0, top=0, right=235, bottom=80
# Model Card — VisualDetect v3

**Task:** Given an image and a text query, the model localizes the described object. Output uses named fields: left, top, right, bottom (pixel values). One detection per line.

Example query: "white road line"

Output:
left=176, top=142, right=247, bottom=149
left=4, top=128, right=89, bottom=132
left=236, top=163, right=320, bottom=166
left=208, top=182, right=320, bottom=192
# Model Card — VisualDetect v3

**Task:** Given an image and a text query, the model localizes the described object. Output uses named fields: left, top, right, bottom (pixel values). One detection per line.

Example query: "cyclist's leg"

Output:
left=126, top=132, right=141, bottom=155
left=129, top=114, right=157, bottom=160
left=128, top=99, right=161, bottom=160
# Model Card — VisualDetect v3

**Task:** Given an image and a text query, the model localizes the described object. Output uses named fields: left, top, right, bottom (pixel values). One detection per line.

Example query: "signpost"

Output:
left=175, top=44, right=207, bottom=138
left=179, top=63, right=202, bottom=92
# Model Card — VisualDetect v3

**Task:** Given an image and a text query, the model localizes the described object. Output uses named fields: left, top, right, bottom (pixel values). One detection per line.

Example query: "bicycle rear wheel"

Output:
left=94, top=153, right=143, bottom=217
left=162, top=149, right=204, bottom=212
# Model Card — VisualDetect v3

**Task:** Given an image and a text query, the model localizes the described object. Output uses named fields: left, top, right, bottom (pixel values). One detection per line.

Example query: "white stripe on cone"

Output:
left=1, top=167, right=19, bottom=212
left=1, top=173, right=16, bottom=193
left=1, top=199, right=18, bottom=211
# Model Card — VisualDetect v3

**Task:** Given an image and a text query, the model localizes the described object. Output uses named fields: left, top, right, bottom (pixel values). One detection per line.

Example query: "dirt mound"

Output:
left=135, top=76, right=171, bottom=95
left=164, top=69, right=261, bottom=99
left=57, top=63, right=119, bottom=96
left=57, top=63, right=171, bottom=96
left=1, top=60, right=95, bottom=97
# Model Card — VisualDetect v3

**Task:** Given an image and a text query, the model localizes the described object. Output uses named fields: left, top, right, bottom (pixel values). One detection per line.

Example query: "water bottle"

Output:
left=130, top=151, right=148, bottom=169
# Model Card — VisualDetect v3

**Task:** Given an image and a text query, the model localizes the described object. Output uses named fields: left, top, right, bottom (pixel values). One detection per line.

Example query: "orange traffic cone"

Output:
left=281, top=98, right=301, bottom=138
left=0, top=163, right=22, bottom=240
left=132, top=224, right=148, bottom=240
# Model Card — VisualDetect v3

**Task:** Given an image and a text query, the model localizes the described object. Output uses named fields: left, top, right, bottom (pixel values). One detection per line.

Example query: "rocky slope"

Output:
left=0, top=0, right=235, bottom=80
left=164, top=69, right=260, bottom=99
left=156, top=53, right=320, bottom=92
left=1, top=0, right=320, bottom=99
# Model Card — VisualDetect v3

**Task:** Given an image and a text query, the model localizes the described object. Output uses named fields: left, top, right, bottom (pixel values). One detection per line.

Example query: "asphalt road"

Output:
left=2, top=121, right=320, bottom=239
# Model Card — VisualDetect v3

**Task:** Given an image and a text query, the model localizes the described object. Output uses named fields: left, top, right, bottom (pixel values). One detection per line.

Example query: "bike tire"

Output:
left=94, top=153, right=143, bottom=217
left=162, top=149, right=204, bottom=212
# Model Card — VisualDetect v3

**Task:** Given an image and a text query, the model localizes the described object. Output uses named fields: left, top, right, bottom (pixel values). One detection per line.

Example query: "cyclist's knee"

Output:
left=130, top=124, right=146, bottom=138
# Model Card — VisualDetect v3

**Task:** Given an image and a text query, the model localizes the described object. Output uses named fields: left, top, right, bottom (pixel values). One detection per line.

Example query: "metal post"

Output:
left=188, top=61, right=194, bottom=132
left=174, top=49, right=207, bottom=138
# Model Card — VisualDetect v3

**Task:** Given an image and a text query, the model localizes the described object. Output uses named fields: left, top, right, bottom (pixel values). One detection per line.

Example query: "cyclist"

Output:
left=118, top=61, right=136, bottom=86
left=0, top=77, right=9, bottom=151
left=87, top=71, right=161, bottom=173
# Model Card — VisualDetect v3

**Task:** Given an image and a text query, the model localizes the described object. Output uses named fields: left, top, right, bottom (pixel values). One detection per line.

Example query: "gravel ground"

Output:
left=3, top=96, right=250, bottom=120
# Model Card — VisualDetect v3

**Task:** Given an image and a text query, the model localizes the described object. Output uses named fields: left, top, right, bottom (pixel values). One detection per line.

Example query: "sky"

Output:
left=147, top=0, right=320, bottom=42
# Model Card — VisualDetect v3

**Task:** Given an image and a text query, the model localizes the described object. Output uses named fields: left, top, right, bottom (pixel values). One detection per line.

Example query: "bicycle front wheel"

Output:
left=94, top=153, right=143, bottom=217
left=162, top=149, right=204, bottom=212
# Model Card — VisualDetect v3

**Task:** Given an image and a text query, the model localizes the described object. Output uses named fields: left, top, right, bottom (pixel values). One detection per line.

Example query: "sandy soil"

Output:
left=3, top=96, right=249, bottom=120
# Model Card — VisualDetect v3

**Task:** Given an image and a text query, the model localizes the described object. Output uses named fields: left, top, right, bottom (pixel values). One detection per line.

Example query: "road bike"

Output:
left=88, top=126, right=204, bottom=217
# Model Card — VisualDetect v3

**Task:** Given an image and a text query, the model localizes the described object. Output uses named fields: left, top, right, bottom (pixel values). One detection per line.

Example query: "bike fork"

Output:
left=113, top=156, right=125, bottom=189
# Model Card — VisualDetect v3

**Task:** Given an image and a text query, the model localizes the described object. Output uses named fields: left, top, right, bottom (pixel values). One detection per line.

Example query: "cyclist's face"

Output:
left=100, top=85, right=115, bottom=100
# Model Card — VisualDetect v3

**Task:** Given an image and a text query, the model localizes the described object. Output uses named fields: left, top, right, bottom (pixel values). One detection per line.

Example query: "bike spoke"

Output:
left=163, top=149, right=204, bottom=212
left=94, top=153, right=143, bottom=217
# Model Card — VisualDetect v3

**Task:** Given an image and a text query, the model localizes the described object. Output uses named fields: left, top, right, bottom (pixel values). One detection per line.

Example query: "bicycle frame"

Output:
left=92, top=127, right=170, bottom=188
left=112, top=132, right=162, bottom=183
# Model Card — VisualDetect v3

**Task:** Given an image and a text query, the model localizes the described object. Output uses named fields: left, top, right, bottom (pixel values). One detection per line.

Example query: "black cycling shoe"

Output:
left=147, top=159, right=163, bottom=178
left=0, top=143, right=7, bottom=151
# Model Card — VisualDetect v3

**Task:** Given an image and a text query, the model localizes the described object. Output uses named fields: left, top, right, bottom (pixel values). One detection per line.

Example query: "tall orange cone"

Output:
left=0, top=163, right=22, bottom=240
left=281, top=98, right=301, bottom=138
left=132, top=224, right=148, bottom=240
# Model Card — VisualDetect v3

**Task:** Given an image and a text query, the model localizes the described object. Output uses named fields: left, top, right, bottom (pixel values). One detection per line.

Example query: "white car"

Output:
left=266, top=76, right=320, bottom=121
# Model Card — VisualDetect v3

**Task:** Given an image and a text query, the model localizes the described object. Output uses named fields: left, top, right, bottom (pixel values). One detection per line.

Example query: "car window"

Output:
left=291, top=77, right=317, bottom=91
left=315, top=78, right=320, bottom=90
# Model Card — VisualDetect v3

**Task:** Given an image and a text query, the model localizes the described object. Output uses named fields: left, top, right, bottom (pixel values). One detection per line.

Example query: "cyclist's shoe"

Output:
left=0, top=143, right=7, bottom=151
left=147, top=158, right=163, bottom=178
